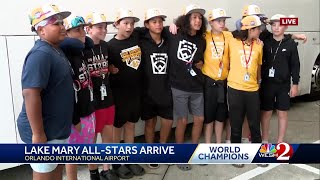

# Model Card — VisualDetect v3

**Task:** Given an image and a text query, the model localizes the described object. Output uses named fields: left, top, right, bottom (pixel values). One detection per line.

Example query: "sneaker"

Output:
left=90, top=169, right=100, bottom=180
left=232, top=164, right=244, bottom=168
left=241, top=138, right=250, bottom=143
left=100, top=170, right=119, bottom=180
left=147, top=164, right=160, bottom=169
left=257, top=164, right=269, bottom=167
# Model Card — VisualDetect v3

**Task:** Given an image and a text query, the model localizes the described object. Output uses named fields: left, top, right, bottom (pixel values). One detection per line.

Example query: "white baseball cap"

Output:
left=145, top=8, right=167, bottom=21
left=208, top=8, right=231, bottom=21
left=242, top=4, right=264, bottom=17
left=184, top=4, right=205, bottom=15
left=115, top=8, right=140, bottom=23
left=29, top=4, right=70, bottom=27
left=85, top=12, right=113, bottom=25
left=270, top=14, right=286, bottom=22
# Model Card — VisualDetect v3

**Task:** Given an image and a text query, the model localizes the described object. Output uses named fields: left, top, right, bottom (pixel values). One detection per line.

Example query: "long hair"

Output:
left=175, top=13, right=207, bottom=36
left=233, top=29, right=249, bottom=41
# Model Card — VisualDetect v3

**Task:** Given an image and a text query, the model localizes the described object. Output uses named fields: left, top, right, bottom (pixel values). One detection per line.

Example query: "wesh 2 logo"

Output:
left=280, top=17, right=298, bottom=26
left=259, top=143, right=294, bottom=160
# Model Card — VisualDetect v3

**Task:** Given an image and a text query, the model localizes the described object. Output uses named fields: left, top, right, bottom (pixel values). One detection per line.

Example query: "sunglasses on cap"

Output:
left=71, top=16, right=86, bottom=27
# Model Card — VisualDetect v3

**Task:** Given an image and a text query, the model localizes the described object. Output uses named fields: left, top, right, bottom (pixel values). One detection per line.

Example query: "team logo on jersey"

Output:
left=177, top=40, right=197, bottom=63
left=211, top=42, right=224, bottom=59
left=150, top=53, right=168, bottom=74
left=120, top=45, right=141, bottom=70
left=239, top=50, right=255, bottom=68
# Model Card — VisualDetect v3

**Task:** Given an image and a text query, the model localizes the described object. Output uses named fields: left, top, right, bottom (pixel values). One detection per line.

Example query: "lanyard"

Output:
left=81, top=52, right=94, bottom=89
left=211, top=32, right=225, bottom=64
left=90, top=45, right=108, bottom=79
left=241, top=41, right=254, bottom=71
left=270, top=40, right=282, bottom=62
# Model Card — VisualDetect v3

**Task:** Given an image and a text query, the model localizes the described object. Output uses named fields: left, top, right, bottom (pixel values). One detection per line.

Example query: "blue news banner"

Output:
left=0, top=143, right=319, bottom=164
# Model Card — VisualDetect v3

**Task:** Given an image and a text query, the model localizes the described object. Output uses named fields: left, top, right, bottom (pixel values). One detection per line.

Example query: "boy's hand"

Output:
left=256, top=38, right=264, bottom=46
left=290, top=85, right=299, bottom=97
left=109, top=65, right=119, bottom=74
left=292, top=34, right=307, bottom=43
left=32, top=133, right=47, bottom=144
left=74, top=122, right=82, bottom=133
left=169, top=23, right=178, bottom=35
left=195, top=61, right=203, bottom=69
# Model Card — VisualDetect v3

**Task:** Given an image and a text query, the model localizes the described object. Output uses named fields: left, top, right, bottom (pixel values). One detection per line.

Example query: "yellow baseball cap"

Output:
left=184, top=4, right=205, bottom=15
left=270, top=14, right=286, bottom=23
left=115, top=8, right=140, bottom=23
left=241, top=15, right=262, bottom=30
left=86, top=12, right=113, bottom=25
left=208, top=8, right=231, bottom=21
left=242, top=4, right=264, bottom=17
left=145, top=8, right=167, bottom=21
left=29, top=4, right=70, bottom=27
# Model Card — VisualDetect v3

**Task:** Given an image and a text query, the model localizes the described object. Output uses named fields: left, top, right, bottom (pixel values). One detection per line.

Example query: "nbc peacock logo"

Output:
left=259, top=144, right=277, bottom=158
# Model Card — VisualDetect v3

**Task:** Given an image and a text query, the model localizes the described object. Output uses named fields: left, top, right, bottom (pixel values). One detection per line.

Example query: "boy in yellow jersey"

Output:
left=202, top=8, right=233, bottom=144
left=227, top=15, right=263, bottom=168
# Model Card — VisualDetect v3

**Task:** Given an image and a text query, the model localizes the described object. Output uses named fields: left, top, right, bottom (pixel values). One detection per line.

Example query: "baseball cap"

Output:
left=184, top=4, right=205, bottom=15
left=241, top=15, right=262, bottom=30
left=64, top=16, right=88, bottom=30
left=270, top=14, right=286, bottom=23
left=208, top=8, right=231, bottom=21
left=29, top=4, right=70, bottom=27
left=145, top=8, right=167, bottom=21
left=242, top=5, right=264, bottom=17
left=115, top=8, right=140, bottom=23
left=86, top=12, right=113, bottom=25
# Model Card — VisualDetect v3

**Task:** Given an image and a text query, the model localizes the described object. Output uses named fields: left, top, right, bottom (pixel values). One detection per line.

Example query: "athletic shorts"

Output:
left=30, top=138, right=67, bottom=173
left=141, top=95, right=173, bottom=120
left=68, top=112, right=96, bottom=143
left=171, top=87, right=204, bottom=119
left=95, top=106, right=115, bottom=133
left=260, top=82, right=290, bottom=111
left=204, top=77, right=228, bottom=123
left=113, top=89, right=141, bottom=128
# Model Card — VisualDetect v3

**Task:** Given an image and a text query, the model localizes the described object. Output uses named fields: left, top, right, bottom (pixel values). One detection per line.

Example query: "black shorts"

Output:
left=260, top=82, right=290, bottom=111
left=112, top=88, right=141, bottom=128
left=141, top=95, right=173, bottom=120
left=204, top=77, right=228, bottom=124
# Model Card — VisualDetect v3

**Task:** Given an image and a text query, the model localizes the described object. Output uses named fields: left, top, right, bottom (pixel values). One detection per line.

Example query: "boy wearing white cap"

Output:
left=140, top=8, right=173, bottom=169
left=166, top=4, right=207, bottom=171
left=260, top=14, right=300, bottom=144
left=17, top=4, right=73, bottom=180
left=107, top=8, right=145, bottom=178
left=202, top=8, right=233, bottom=144
left=83, top=12, right=119, bottom=180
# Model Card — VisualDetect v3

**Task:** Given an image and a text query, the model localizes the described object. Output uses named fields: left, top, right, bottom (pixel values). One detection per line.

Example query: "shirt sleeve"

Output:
left=290, top=41, right=300, bottom=84
left=21, top=50, right=51, bottom=89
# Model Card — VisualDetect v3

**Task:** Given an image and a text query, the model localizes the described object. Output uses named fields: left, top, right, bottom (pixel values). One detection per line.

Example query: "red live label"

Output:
left=280, top=17, right=298, bottom=26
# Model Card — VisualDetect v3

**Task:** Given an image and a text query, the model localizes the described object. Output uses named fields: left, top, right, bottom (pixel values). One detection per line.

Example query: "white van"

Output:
left=0, top=0, right=319, bottom=171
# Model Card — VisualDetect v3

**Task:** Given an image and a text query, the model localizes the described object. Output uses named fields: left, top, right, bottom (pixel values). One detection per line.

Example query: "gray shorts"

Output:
left=171, top=87, right=204, bottom=119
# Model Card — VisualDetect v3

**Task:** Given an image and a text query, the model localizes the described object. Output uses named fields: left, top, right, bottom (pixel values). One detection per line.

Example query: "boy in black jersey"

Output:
left=84, top=12, right=118, bottom=180
left=107, top=8, right=145, bottom=178
left=140, top=8, right=173, bottom=169
left=260, top=14, right=300, bottom=144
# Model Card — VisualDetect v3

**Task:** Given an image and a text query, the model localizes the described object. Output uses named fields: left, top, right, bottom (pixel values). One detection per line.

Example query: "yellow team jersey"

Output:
left=202, top=31, right=233, bottom=80
left=227, top=38, right=263, bottom=92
